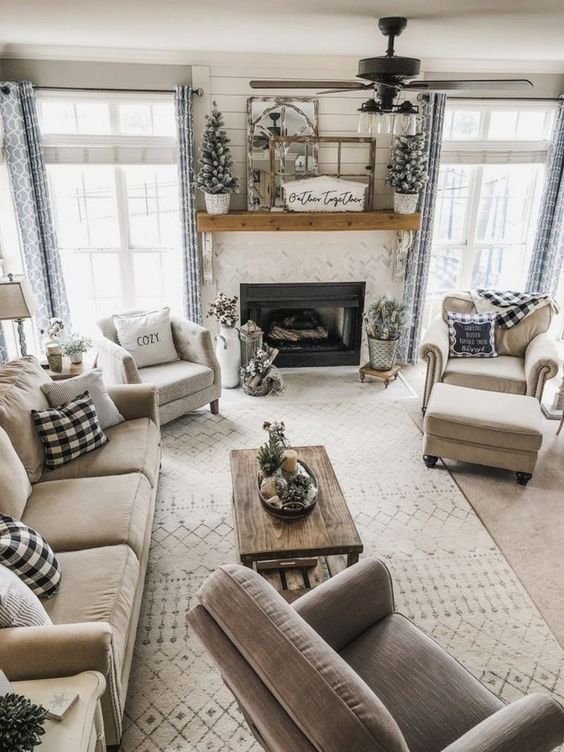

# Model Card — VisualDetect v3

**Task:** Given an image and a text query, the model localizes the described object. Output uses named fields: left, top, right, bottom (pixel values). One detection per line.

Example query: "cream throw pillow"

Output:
left=0, top=564, right=52, bottom=627
left=41, top=369, right=124, bottom=430
left=113, top=308, right=178, bottom=368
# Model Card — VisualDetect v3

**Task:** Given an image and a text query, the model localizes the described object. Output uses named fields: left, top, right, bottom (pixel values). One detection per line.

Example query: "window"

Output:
left=426, top=101, right=555, bottom=324
left=37, top=92, right=182, bottom=330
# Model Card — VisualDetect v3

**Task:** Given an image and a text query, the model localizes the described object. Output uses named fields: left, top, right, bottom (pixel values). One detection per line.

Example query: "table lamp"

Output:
left=0, top=273, right=37, bottom=356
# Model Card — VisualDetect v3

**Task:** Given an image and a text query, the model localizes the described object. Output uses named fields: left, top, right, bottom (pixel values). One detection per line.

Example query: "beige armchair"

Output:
left=188, top=559, right=564, bottom=752
left=95, top=313, right=221, bottom=424
left=420, top=291, right=559, bottom=412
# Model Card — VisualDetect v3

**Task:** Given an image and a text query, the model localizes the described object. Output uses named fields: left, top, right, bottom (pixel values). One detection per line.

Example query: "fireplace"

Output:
left=240, top=282, right=365, bottom=367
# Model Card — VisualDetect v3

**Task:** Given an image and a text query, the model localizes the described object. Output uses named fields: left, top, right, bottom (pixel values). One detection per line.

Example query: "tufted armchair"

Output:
left=188, top=559, right=564, bottom=752
left=95, top=312, right=221, bottom=425
left=419, top=291, right=559, bottom=412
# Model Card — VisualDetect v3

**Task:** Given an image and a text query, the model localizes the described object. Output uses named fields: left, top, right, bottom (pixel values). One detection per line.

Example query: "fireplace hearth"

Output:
left=240, top=282, right=365, bottom=367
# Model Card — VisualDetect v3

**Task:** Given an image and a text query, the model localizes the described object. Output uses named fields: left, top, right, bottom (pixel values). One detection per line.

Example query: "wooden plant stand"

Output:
left=359, top=362, right=401, bottom=388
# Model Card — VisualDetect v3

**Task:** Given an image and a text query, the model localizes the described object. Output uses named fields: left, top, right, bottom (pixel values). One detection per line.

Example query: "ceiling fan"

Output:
left=249, top=17, right=532, bottom=135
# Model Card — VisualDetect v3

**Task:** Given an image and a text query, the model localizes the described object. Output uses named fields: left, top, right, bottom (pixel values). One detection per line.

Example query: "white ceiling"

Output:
left=2, top=0, right=564, bottom=68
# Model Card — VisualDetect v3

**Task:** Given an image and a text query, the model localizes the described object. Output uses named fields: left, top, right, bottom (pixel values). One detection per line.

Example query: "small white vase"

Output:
left=216, top=324, right=241, bottom=388
left=205, top=193, right=231, bottom=215
left=394, top=192, right=419, bottom=214
left=70, top=352, right=83, bottom=365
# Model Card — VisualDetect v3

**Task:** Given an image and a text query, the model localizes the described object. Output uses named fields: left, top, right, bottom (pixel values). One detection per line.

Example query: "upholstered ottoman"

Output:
left=423, top=383, right=543, bottom=485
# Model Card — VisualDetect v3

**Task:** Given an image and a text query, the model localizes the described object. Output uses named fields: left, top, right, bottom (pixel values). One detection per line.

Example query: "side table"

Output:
left=12, top=671, right=106, bottom=752
left=359, top=362, right=401, bottom=387
left=42, top=353, right=97, bottom=381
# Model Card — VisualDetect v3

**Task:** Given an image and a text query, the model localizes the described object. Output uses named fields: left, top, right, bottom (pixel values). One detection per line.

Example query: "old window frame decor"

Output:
left=270, top=135, right=377, bottom=211
left=247, top=96, right=319, bottom=211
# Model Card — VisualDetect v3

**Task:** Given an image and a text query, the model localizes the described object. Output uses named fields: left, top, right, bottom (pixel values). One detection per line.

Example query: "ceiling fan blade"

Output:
left=249, top=80, right=362, bottom=90
left=404, top=79, right=533, bottom=92
left=317, top=85, right=372, bottom=95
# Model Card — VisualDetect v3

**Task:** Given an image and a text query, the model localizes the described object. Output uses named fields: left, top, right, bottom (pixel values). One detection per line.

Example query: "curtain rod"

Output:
left=1, top=84, right=204, bottom=96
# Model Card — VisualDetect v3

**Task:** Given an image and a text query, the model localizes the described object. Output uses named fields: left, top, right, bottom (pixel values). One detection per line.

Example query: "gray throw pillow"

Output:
left=0, top=564, right=52, bottom=627
left=41, top=368, right=124, bottom=429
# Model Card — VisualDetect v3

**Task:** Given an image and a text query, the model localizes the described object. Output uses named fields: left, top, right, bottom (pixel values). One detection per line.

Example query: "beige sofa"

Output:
left=420, top=291, right=559, bottom=412
left=95, top=313, right=221, bottom=425
left=0, top=356, right=161, bottom=747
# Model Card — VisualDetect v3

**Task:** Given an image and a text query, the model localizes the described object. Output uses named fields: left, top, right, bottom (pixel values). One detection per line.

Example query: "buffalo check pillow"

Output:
left=448, top=311, right=498, bottom=358
left=32, top=391, right=108, bottom=470
left=0, top=515, right=61, bottom=598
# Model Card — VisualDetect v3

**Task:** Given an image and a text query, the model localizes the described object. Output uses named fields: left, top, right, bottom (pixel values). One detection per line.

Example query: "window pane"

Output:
left=471, top=246, right=528, bottom=289
left=515, top=110, right=547, bottom=140
left=488, top=111, right=518, bottom=139
left=476, top=165, right=540, bottom=244
left=427, top=246, right=463, bottom=295
left=75, top=102, right=111, bottom=135
left=39, top=101, right=76, bottom=134
left=450, top=111, right=481, bottom=139
left=133, top=252, right=162, bottom=299
left=124, top=165, right=180, bottom=248
left=119, top=104, right=152, bottom=135
left=433, top=165, right=473, bottom=243
left=152, top=103, right=176, bottom=136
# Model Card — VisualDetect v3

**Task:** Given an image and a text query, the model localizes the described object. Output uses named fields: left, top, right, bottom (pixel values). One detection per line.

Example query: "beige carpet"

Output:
left=402, top=363, right=564, bottom=648
left=121, top=367, right=564, bottom=751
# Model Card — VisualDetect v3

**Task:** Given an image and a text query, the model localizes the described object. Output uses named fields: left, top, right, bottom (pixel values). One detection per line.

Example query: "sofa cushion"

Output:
left=442, top=292, right=552, bottom=357
left=41, top=369, right=124, bottom=429
left=0, top=564, right=52, bottom=627
left=23, top=473, right=153, bottom=559
left=140, top=360, right=214, bottom=404
left=0, top=514, right=62, bottom=598
left=0, top=357, right=51, bottom=483
left=43, top=545, right=139, bottom=670
left=0, top=426, right=31, bottom=519
left=196, top=564, right=409, bottom=752
left=340, top=614, right=502, bottom=752
left=40, top=418, right=160, bottom=487
left=424, top=383, right=543, bottom=452
left=443, top=355, right=526, bottom=395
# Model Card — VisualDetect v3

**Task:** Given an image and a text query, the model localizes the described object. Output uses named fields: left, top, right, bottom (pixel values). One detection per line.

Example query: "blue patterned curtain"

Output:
left=526, top=97, right=564, bottom=295
left=0, top=81, right=71, bottom=337
left=0, top=329, right=7, bottom=365
left=398, top=93, right=447, bottom=364
left=174, top=85, right=202, bottom=324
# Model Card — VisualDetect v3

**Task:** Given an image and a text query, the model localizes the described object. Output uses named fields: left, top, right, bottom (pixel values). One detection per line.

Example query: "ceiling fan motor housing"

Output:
left=357, top=56, right=421, bottom=82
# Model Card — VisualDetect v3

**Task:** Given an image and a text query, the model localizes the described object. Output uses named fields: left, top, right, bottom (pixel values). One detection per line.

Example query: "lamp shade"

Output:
left=0, top=275, right=37, bottom=320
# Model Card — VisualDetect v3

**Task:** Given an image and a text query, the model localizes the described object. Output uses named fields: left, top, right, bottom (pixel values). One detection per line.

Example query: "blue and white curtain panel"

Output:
left=526, top=97, right=564, bottom=296
left=398, top=92, right=447, bottom=365
left=174, top=85, right=202, bottom=325
left=0, top=81, right=71, bottom=337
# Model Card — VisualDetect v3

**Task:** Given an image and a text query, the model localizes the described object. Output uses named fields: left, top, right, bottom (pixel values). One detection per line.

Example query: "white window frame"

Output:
left=429, top=99, right=557, bottom=303
left=37, top=90, right=181, bottom=319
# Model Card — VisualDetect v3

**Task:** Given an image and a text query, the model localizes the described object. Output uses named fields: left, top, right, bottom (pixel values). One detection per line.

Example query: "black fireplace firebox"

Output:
left=240, top=282, right=366, bottom=367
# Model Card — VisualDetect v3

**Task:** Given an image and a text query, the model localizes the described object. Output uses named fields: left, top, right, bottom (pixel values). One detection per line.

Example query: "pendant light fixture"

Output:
left=358, top=94, right=419, bottom=137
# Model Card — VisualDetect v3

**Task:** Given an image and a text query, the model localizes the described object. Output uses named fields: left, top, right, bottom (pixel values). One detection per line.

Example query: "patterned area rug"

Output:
left=121, top=369, right=564, bottom=751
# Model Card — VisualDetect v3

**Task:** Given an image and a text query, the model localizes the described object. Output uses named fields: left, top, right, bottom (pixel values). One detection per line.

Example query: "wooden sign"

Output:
left=283, top=175, right=367, bottom=213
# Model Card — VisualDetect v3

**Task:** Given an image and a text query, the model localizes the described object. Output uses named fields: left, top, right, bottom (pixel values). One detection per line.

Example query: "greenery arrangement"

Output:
left=386, top=133, right=428, bottom=195
left=257, top=420, right=287, bottom=476
left=61, top=332, right=92, bottom=357
left=0, top=693, right=47, bottom=752
left=207, top=291, right=239, bottom=328
left=284, top=472, right=313, bottom=504
left=196, top=102, right=239, bottom=195
left=41, top=317, right=65, bottom=341
left=364, top=295, right=408, bottom=341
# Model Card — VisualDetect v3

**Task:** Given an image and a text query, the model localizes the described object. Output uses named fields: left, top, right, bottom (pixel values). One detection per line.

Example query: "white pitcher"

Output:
left=216, top=324, right=241, bottom=388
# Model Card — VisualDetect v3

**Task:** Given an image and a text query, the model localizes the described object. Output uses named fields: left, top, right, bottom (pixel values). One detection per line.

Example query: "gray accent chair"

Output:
left=419, top=291, right=559, bottom=413
left=95, top=313, right=221, bottom=425
left=188, top=559, right=564, bottom=752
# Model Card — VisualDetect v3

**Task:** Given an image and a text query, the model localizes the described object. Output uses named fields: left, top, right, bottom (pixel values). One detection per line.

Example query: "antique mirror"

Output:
left=247, top=96, right=318, bottom=210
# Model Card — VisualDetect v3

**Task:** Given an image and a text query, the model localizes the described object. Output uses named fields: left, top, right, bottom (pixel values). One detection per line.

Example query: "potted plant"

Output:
left=0, top=692, right=47, bottom=752
left=386, top=133, right=428, bottom=214
left=196, top=102, right=239, bottom=215
left=61, top=332, right=92, bottom=365
left=208, top=291, right=240, bottom=388
left=364, top=295, right=408, bottom=371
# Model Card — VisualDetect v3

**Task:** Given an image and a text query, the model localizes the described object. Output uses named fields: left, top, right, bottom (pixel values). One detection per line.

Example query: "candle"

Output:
left=282, top=449, right=298, bottom=474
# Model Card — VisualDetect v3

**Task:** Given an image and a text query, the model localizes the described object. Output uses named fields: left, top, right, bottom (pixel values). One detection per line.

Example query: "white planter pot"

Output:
left=394, top=192, right=419, bottom=215
left=70, top=352, right=83, bottom=365
left=205, top=192, right=231, bottom=215
left=216, top=324, right=241, bottom=388
left=367, top=336, right=399, bottom=371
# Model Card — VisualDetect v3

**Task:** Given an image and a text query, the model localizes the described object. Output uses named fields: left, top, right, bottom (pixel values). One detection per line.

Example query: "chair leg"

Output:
left=423, top=454, right=438, bottom=468
left=210, top=399, right=220, bottom=415
left=516, top=472, right=532, bottom=486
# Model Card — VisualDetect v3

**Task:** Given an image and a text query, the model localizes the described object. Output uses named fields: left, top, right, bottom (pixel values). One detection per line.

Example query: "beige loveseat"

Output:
left=0, top=356, right=161, bottom=747
left=420, top=291, right=559, bottom=412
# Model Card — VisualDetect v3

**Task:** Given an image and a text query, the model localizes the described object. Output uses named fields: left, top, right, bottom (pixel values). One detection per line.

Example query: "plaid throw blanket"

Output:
left=474, top=289, right=551, bottom=329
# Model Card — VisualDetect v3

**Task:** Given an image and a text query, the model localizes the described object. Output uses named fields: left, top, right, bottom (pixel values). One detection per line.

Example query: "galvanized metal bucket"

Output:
left=367, top=336, right=399, bottom=371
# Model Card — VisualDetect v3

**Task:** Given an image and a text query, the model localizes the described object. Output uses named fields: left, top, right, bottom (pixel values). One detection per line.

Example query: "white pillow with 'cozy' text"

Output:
left=113, top=307, right=178, bottom=368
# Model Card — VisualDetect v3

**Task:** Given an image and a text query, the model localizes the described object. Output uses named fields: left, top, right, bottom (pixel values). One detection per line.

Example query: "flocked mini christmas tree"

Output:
left=196, top=102, right=239, bottom=196
left=386, top=133, right=428, bottom=195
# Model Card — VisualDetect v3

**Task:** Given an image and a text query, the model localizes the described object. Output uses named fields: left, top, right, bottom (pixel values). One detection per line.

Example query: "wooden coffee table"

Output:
left=230, top=445, right=363, bottom=601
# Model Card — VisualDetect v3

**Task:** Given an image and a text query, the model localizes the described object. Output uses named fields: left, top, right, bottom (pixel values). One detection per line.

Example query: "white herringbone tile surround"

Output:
left=121, top=368, right=564, bottom=751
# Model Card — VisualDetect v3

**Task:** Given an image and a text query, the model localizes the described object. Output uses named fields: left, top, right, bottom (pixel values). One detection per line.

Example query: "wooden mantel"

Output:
left=197, top=210, right=421, bottom=233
